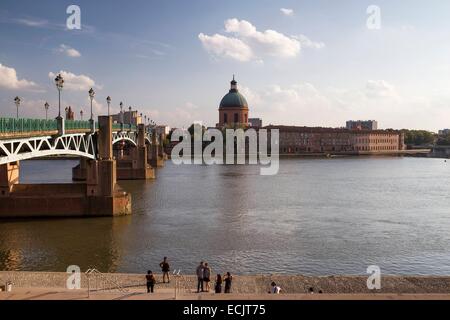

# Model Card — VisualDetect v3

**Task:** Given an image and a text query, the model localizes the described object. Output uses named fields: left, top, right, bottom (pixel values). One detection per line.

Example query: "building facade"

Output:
left=112, top=111, right=142, bottom=126
left=217, top=77, right=249, bottom=128
left=346, top=120, right=378, bottom=131
left=65, top=106, right=75, bottom=120
left=266, top=126, right=405, bottom=154
left=249, top=118, right=263, bottom=128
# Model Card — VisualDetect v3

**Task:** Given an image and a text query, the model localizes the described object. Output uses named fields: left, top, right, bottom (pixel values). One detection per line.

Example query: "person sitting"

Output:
left=224, top=272, right=233, bottom=293
left=269, top=281, right=281, bottom=294
left=214, top=274, right=222, bottom=293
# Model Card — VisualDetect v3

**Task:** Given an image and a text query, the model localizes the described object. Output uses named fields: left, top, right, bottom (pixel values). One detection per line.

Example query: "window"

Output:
left=224, top=113, right=228, bottom=124
left=234, top=113, right=238, bottom=123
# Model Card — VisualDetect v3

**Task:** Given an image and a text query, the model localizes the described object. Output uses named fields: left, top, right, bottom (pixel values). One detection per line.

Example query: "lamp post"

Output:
left=88, top=88, right=95, bottom=120
left=128, top=106, right=132, bottom=129
left=119, top=102, right=124, bottom=131
left=54, top=74, right=64, bottom=118
left=106, top=96, right=111, bottom=116
left=44, top=102, right=49, bottom=120
left=14, top=96, right=21, bottom=119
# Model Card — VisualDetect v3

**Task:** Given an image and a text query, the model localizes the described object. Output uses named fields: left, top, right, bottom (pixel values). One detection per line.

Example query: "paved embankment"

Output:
left=2, top=271, right=450, bottom=295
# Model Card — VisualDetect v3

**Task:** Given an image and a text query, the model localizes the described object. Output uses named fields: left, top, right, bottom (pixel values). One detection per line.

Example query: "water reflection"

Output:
left=0, top=215, right=131, bottom=272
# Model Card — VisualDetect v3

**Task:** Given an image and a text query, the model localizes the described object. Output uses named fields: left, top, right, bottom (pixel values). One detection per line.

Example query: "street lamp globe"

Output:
left=44, top=102, right=49, bottom=121
left=106, top=96, right=112, bottom=116
left=88, top=88, right=95, bottom=120
left=54, top=73, right=64, bottom=118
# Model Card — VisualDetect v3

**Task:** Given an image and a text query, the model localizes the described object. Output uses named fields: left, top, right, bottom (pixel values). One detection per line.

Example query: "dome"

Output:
left=219, top=77, right=248, bottom=109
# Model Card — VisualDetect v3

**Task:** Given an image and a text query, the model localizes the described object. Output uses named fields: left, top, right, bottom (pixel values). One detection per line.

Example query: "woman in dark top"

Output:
left=145, top=270, right=156, bottom=293
left=214, top=274, right=222, bottom=293
left=224, top=272, right=232, bottom=293
left=203, top=262, right=211, bottom=292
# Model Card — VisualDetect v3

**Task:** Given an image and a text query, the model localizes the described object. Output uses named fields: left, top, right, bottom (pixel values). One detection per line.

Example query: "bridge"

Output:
left=0, top=116, right=166, bottom=218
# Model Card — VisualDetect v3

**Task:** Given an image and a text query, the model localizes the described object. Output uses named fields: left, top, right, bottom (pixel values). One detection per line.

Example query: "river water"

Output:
left=1, top=157, right=449, bottom=276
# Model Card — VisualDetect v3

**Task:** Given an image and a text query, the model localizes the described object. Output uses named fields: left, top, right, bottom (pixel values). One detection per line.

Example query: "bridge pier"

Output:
left=0, top=116, right=131, bottom=218
left=0, top=162, right=19, bottom=197
left=115, top=124, right=155, bottom=180
left=72, top=158, right=87, bottom=181
left=148, top=133, right=165, bottom=167
left=85, top=116, right=131, bottom=216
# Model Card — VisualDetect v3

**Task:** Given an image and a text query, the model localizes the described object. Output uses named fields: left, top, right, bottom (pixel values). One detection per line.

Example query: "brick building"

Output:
left=266, top=126, right=405, bottom=154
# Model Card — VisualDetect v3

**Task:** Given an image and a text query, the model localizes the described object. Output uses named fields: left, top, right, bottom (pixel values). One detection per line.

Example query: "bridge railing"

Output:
left=1, top=117, right=139, bottom=135
left=0, top=117, right=98, bottom=134
left=0, top=117, right=58, bottom=134
left=65, top=120, right=92, bottom=131
left=110, top=123, right=137, bottom=131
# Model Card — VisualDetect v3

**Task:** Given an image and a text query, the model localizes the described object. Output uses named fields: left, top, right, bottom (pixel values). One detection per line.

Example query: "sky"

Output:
left=1, top=0, right=450, bottom=131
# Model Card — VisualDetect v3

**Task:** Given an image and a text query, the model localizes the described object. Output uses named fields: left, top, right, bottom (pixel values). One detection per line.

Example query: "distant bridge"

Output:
left=0, top=117, right=154, bottom=165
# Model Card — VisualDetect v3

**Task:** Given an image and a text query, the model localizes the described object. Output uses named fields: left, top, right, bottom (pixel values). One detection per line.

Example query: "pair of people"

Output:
left=145, top=256, right=171, bottom=294
left=269, top=281, right=282, bottom=294
left=196, top=261, right=212, bottom=292
left=214, top=272, right=233, bottom=294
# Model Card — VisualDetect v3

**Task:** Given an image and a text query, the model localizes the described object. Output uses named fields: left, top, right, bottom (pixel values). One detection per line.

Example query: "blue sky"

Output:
left=1, top=0, right=450, bottom=131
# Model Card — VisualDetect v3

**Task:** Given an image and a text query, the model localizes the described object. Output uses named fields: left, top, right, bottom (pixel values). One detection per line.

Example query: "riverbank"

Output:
left=1, top=271, right=450, bottom=297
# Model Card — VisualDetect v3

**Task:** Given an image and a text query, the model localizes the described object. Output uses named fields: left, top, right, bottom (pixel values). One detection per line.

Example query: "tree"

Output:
left=401, top=129, right=436, bottom=146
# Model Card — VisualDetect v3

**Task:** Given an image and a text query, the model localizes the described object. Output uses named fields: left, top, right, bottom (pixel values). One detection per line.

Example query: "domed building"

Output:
left=217, top=76, right=249, bottom=128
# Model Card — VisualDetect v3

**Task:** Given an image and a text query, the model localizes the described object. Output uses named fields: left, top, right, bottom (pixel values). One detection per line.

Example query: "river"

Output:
left=0, top=157, right=449, bottom=276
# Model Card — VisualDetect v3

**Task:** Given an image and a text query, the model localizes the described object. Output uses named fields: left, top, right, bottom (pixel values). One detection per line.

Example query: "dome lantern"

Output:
left=230, top=75, right=237, bottom=92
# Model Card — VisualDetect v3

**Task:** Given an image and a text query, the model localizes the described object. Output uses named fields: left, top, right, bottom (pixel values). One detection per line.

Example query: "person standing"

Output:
left=203, top=262, right=211, bottom=292
left=214, top=274, right=222, bottom=294
left=146, top=270, right=156, bottom=293
left=159, top=257, right=170, bottom=283
left=224, top=272, right=233, bottom=293
left=196, top=261, right=204, bottom=293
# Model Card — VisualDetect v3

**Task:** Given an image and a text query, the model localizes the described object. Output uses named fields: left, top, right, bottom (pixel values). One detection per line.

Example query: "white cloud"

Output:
left=57, top=44, right=81, bottom=58
left=280, top=8, right=294, bottom=16
left=198, top=33, right=254, bottom=62
left=48, top=71, right=98, bottom=91
left=14, top=18, right=49, bottom=28
left=0, top=63, right=38, bottom=90
left=224, top=18, right=300, bottom=58
left=199, top=18, right=324, bottom=62
left=293, top=34, right=325, bottom=49
left=87, top=97, right=104, bottom=115
left=242, top=82, right=335, bottom=126
left=365, top=80, right=399, bottom=99
left=237, top=80, right=433, bottom=129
